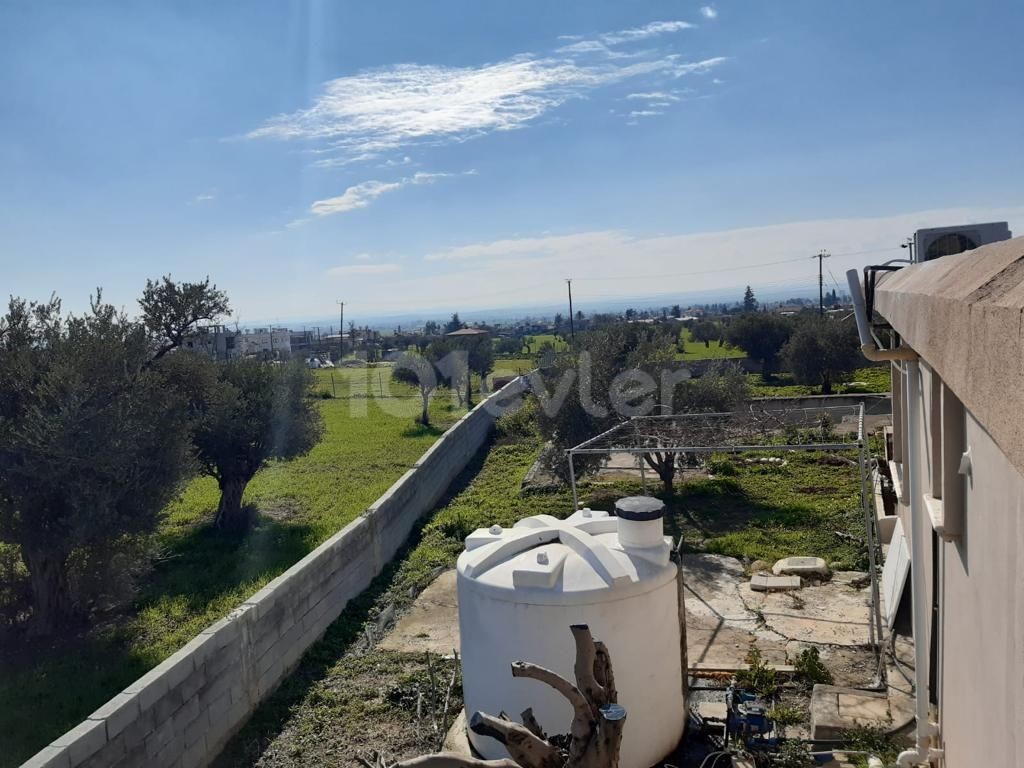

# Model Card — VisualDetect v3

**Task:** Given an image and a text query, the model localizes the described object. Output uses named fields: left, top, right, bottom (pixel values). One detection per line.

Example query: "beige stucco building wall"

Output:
left=891, top=360, right=1024, bottom=766
left=877, top=237, right=1024, bottom=766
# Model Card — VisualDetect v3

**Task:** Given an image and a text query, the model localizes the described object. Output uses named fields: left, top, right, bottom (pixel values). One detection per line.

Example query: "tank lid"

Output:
left=614, top=496, right=665, bottom=521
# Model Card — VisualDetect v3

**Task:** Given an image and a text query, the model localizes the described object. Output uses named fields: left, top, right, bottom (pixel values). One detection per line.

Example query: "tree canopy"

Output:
left=138, top=275, right=230, bottom=362
left=782, top=317, right=861, bottom=394
left=0, top=294, right=194, bottom=633
left=725, top=313, right=792, bottom=377
left=178, top=357, right=324, bottom=532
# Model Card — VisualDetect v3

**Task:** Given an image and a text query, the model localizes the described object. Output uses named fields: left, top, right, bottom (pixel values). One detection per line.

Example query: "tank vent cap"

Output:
left=614, top=496, right=665, bottom=522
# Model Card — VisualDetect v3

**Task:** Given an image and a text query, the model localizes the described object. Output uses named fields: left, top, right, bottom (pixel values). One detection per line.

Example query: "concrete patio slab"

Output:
left=810, top=684, right=890, bottom=740
left=380, top=570, right=460, bottom=655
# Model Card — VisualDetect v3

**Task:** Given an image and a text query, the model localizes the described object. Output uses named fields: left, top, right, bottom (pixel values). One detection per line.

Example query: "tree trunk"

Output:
left=644, top=452, right=675, bottom=496
left=704, top=339, right=710, bottom=348
left=420, top=390, right=431, bottom=426
left=466, top=374, right=473, bottom=409
left=821, top=374, right=833, bottom=395
left=215, top=475, right=253, bottom=532
left=21, top=542, right=75, bottom=636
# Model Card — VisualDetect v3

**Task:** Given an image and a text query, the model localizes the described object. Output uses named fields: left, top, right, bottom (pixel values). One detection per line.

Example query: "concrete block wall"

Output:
left=23, top=377, right=528, bottom=768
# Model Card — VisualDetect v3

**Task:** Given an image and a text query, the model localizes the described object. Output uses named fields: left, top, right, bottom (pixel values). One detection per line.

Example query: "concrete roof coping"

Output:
left=875, top=235, right=1024, bottom=478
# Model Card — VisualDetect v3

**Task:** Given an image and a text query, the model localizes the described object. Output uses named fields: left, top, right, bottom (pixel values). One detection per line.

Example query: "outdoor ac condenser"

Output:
left=913, top=221, right=1012, bottom=262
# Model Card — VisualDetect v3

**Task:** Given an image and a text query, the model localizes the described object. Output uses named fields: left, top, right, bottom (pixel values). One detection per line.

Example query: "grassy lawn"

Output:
left=216, top=420, right=869, bottom=765
left=677, top=327, right=746, bottom=360
left=522, top=333, right=568, bottom=354
left=492, top=357, right=535, bottom=376
left=0, top=368, right=465, bottom=768
left=747, top=365, right=891, bottom=398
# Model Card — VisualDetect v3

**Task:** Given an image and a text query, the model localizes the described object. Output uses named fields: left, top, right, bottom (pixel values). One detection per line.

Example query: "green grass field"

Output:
left=0, top=367, right=465, bottom=768
left=522, top=333, right=568, bottom=354
left=746, top=365, right=891, bottom=398
left=677, top=326, right=746, bottom=360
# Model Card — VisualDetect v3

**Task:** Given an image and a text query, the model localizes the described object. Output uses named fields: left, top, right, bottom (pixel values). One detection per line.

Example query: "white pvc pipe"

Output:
left=846, top=270, right=918, bottom=362
left=896, top=360, right=942, bottom=767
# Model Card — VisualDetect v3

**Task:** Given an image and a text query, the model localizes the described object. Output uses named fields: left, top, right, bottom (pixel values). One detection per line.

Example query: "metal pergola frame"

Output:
left=566, top=403, right=886, bottom=680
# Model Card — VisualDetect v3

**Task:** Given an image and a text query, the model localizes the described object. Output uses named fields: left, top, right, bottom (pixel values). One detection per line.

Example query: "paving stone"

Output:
left=810, top=684, right=890, bottom=740
left=772, top=556, right=831, bottom=579
left=750, top=573, right=802, bottom=592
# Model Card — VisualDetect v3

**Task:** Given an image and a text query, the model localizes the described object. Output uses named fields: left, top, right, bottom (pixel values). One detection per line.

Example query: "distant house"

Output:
left=183, top=324, right=239, bottom=361
left=444, top=327, right=489, bottom=339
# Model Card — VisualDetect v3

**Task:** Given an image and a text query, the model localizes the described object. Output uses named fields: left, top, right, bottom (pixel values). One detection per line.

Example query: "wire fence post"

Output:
left=568, top=451, right=579, bottom=510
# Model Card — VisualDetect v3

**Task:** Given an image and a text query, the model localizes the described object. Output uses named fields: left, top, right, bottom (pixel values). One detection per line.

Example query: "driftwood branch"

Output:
left=395, top=625, right=626, bottom=768
left=469, top=712, right=563, bottom=768
left=393, top=755, right=521, bottom=768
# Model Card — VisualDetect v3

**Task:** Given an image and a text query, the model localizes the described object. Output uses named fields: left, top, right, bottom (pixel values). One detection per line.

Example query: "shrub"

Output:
left=794, top=646, right=834, bottom=686
left=735, top=645, right=778, bottom=698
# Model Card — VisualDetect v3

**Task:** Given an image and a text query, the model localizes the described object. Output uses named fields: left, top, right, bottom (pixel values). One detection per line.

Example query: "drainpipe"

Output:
left=895, top=359, right=943, bottom=767
left=848, top=270, right=941, bottom=766
left=846, top=270, right=917, bottom=361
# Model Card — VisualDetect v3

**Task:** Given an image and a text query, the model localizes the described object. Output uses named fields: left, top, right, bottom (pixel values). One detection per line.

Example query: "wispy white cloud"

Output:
left=602, top=20, right=694, bottom=45
left=191, top=191, right=216, bottom=205
left=379, top=155, right=413, bottom=168
left=700, top=6, right=718, bottom=20
left=309, top=171, right=466, bottom=218
left=325, top=263, right=401, bottom=277
left=630, top=109, right=663, bottom=118
left=247, top=22, right=722, bottom=162
left=354, top=252, right=374, bottom=260
left=626, top=91, right=681, bottom=101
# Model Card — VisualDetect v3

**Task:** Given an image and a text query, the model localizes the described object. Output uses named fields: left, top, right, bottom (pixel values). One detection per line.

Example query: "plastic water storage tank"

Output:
left=456, top=496, right=686, bottom=768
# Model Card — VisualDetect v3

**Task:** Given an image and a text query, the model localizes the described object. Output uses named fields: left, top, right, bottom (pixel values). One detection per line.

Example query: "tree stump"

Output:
left=394, top=624, right=625, bottom=768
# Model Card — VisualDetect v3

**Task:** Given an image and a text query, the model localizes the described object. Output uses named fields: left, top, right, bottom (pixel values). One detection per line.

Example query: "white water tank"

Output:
left=456, top=497, right=686, bottom=768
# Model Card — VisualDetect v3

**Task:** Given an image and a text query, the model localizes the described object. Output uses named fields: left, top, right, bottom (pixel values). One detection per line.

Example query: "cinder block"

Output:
left=19, top=746, right=71, bottom=768
left=171, top=694, right=201, bottom=734
left=180, top=732, right=208, bottom=768
left=206, top=689, right=231, bottom=726
left=144, top=718, right=175, bottom=759
left=153, top=685, right=184, bottom=724
left=153, top=731, right=184, bottom=768
left=51, top=718, right=107, bottom=765
left=160, top=647, right=196, bottom=692
left=184, top=709, right=210, bottom=748
left=124, top=662, right=171, bottom=713
left=88, top=692, right=140, bottom=740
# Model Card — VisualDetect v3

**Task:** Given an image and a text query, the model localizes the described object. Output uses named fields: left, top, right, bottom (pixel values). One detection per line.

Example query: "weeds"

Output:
left=735, top=645, right=778, bottom=698
left=793, top=646, right=833, bottom=687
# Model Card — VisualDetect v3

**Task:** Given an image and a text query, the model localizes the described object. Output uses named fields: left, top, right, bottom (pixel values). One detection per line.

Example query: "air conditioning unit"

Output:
left=913, top=221, right=1012, bottom=263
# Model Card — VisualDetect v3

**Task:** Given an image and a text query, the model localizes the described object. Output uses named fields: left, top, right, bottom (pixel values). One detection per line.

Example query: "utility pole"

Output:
left=814, top=251, right=831, bottom=316
left=336, top=300, right=344, bottom=361
left=566, top=278, right=576, bottom=344
left=901, top=236, right=915, bottom=262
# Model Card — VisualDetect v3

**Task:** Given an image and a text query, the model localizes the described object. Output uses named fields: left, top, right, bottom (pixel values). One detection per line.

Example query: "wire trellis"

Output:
left=565, top=403, right=886, bottom=683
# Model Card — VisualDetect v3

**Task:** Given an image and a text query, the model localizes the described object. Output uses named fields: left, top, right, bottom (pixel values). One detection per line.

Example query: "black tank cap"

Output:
left=613, top=496, right=665, bottom=521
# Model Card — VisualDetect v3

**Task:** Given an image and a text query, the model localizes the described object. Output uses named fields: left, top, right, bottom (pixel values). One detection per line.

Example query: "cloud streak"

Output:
left=700, top=6, right=718, bottom=20
left=309, top=171, right=463, bottom=217
left=248, top=21, right=723, bottom=162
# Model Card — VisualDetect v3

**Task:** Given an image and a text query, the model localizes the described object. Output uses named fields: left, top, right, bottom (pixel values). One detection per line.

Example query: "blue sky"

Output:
left=3, top=0, right=1023, bottom=324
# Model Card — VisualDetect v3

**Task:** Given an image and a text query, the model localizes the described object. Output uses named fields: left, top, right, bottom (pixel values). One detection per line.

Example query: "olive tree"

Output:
left=0, top=295, right=193, bottom=634
left=392, top=350, right=440, bottom=425
left=139, top=275, right=230, bottom=362
left=782, top=317, right=861, bottom=394
left=725, top=313, right=792, bottom=378
left=184, top=358, right=324, bottom=532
